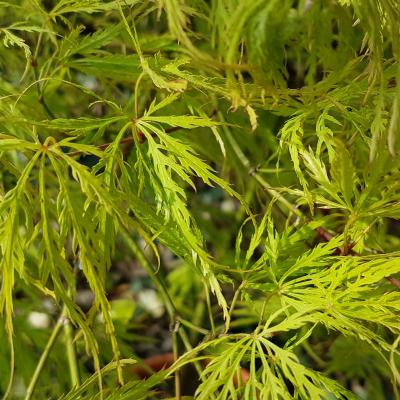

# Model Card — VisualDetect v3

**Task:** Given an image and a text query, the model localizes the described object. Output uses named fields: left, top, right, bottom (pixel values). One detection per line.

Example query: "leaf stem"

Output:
left=24, top=310, right=66, bottom=400
left=301, top=340, right=327, bottom=369
left=178, top=317, right=209, bottom=336
left=31, top=28, right=55, bottom=119
left=64, top=316, right=80, bottom=388
left=227, top=280, right=247, bottom=330
left=204, top=283, right=216, bottom=336
left=2, top=334, right=15, bottom=400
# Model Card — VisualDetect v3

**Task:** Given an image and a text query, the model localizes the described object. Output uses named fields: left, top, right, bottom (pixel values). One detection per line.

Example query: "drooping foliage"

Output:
left=0, top=0, right=399, bottom=399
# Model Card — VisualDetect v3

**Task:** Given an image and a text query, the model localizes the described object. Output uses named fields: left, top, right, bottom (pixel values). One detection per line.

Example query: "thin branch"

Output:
left=120, top=229, right=204, bottom=376
left=172, top=332, right=181, bottom=400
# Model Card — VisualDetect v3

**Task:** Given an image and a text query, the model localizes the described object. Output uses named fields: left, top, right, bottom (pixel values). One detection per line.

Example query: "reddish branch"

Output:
left=386, top=276, right=400, bottom=288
